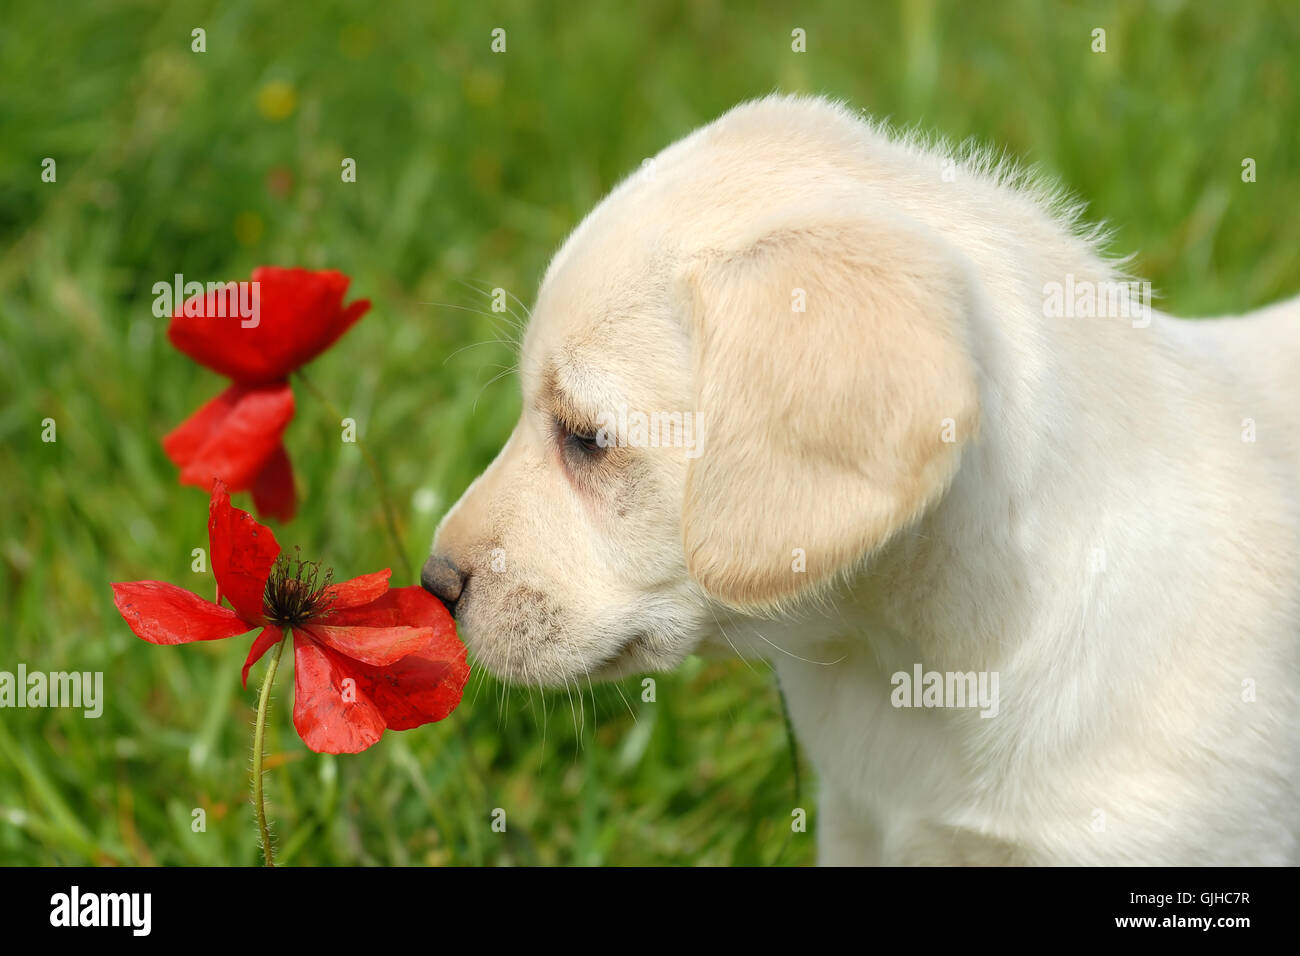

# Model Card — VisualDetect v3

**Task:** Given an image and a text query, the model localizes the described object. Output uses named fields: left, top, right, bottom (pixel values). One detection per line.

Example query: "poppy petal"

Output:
left=303, top=624, right=437, bottom=667
left=176, top=383, right=295, bottom=492
left=168, top=268, right=370, bottom=384
left=311, top=296, right=371, bottom=364
left=162, top=385, right=240, bottom=469
left=324, top=585, right=456, bottom=633
left=241, top=626, right=283, bottom=689
left=166, top=281, right=267, bottom=382
left=208, top=480, right=279, bottom=624
left=313, top=586, right=468, bottom=730
left=251, top=443, right=296, bottom=522
left=112, top=581, right=252, bottom=645
left=357, top=587, right=467, bottom=729
left=322, top=569, right=391, bottom=611
left=288, top=587, right=468, bottom=753
left=354, top=645, right=469, bottom=732
left=291, top=632, right=386, bottom=754
left=253, top=268, right=369, bottom=373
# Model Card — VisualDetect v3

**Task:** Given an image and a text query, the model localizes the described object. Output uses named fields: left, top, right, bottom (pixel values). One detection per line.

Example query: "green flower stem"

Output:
left=296, top=369, right=415, bottom=583
left=252, top=633, right=288, bottom=867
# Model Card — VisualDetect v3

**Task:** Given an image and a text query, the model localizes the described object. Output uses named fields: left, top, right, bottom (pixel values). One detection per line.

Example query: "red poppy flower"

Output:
left=162, top=267, right=371, bottom=521
left=111, top=481, right=468, bottom=754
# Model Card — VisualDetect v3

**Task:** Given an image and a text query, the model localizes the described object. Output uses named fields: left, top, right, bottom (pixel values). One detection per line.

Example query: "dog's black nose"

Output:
left=421, top=554, right=467, bottom=615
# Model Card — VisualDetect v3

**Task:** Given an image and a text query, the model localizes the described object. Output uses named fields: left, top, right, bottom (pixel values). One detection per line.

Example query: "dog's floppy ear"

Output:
left=680, top=204, right=981, bottom=611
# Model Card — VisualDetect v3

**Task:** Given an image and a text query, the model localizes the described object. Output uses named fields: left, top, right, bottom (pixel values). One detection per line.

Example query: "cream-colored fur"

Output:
left=430, top=95, right=1300, bottom=865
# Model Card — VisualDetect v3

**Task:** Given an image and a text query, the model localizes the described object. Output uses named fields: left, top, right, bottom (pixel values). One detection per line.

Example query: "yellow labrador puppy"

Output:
left=425, top=95, right=1300, bottom=865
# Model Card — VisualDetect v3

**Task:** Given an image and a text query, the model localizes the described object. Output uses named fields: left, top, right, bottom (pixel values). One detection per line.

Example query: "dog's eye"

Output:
left=555, top=417, right=608, bottom=462
left=563, top=426, right=605, bottom=457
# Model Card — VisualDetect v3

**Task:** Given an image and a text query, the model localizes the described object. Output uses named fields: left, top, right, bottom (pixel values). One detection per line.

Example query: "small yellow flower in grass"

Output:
left=257, top=81, right=297, bottom=121
left=463, top=69, right=501, bottom=107
left=234, top=211, right=264, bottom=246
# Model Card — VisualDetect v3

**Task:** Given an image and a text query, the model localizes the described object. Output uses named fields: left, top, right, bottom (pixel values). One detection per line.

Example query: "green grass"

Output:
left=1, top=0, right=1297, bottom=865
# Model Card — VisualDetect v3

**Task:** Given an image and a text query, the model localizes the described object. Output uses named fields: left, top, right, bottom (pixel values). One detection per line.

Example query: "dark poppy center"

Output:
left=263, top=549, right=334, bottom=629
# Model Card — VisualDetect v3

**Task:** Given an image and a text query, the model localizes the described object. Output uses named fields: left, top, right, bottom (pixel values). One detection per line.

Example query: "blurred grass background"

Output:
left=0, top=0, right=1296, bottom=865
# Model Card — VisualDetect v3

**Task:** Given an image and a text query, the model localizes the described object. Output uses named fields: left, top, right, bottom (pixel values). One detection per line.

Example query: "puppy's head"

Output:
left=427, top=98, right=981, bottom=686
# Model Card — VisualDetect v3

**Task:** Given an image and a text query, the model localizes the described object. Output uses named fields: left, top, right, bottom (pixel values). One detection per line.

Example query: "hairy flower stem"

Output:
left=253, top=633, right=288, bottom=867
left=296, top=369, right=414, bottom=583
